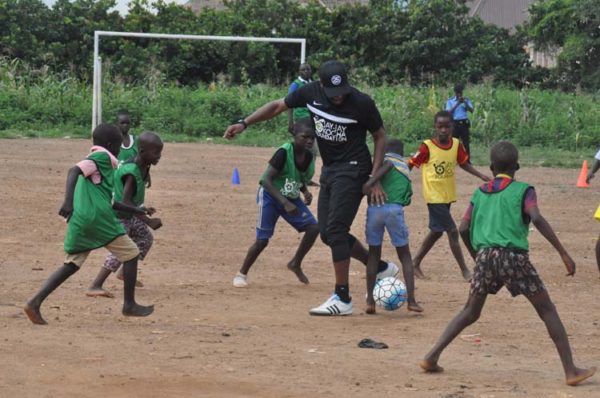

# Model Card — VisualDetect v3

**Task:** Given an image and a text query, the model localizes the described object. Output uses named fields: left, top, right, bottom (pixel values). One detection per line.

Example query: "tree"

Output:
left=526, top=0, right=600, bottom=91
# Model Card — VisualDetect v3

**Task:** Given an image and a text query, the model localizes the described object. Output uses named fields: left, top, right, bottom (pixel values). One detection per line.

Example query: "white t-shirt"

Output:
left=595, top=149, right=600, bottom=160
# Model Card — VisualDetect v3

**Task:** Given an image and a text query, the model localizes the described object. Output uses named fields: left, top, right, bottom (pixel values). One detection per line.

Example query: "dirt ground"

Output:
left=1, top=139, right=599, bottom=398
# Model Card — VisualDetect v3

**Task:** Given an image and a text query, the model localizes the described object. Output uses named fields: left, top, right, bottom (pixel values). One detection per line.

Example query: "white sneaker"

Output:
left=377, top=261, right=399, bottom=280
left=233, top=272, right=248, bottom=288
left=309, top=294, right=353, bottom=316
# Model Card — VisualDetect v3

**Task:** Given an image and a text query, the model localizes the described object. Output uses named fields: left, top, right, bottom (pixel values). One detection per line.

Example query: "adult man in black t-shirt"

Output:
left=224, top=60, right=397, bottom=316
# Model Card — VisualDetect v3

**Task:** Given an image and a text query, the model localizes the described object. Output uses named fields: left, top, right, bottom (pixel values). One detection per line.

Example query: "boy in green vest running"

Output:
left=362, top=139, right=423, bottom=314
left=419, top=141, right=596, bottom=386
left=233, top=119, right=319, bottom=287
left=86, top=132, right=164, bottom=298
left=24, top=124, right=154, bottom=325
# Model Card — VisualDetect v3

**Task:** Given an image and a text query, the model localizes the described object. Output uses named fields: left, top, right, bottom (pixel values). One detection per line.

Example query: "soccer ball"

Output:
left=373, top=277, right=407, bottom=311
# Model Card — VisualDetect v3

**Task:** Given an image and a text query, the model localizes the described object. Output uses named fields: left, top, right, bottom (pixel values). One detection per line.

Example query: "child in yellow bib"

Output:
left=585, top=149, right=600, bottom=276
left=409, top=111, right=489, bottom=281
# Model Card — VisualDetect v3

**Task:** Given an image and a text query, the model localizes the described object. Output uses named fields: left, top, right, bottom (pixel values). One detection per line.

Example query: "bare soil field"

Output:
left=1, top=139, right=598, bottom=398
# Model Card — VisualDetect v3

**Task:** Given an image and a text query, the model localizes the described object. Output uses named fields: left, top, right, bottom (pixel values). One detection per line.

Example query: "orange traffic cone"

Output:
left=577, top=160, right=589, bottom=188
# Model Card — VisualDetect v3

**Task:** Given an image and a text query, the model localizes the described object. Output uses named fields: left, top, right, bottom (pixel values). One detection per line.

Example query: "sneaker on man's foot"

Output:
left=377, top=261, right=399, bottom=280
left=309, top=294, right=353, bottom=316
left=233, top=272, right=248, bottom=288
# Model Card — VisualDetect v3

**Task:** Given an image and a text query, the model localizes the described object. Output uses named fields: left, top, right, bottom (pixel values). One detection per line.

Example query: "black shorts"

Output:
left=318, top=163, right=369, bottom=261
left=470, top=248, right=546, bottom=297
left=427, top=203, right=456, bottom=232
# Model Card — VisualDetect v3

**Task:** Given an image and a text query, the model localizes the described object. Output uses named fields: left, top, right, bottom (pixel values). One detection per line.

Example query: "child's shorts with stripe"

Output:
left=470, top=247, right=546, bottom=297
left=256, top=187, right=317, bottom=240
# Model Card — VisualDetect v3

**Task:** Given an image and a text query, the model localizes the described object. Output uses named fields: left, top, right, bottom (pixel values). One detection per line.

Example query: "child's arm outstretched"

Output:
left=527, top=205, right=576, bottom=276
left=459, top=162, right=490, bottom=182
left=262, top=165, right=299, bottom=215
left=59, top=166, right=84, bottom=219
left=362, top=161, right=393, bottom=195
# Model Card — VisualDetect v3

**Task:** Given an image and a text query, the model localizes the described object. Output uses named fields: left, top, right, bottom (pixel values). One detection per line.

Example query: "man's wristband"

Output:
left=237, top=119, right=248, bottom=130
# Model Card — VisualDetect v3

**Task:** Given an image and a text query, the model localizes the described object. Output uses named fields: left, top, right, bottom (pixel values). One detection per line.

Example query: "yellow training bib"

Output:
left=421, top=138, right=459, bottom=203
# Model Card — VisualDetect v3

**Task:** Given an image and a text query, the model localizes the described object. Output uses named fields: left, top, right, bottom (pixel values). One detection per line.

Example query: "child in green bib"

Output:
left=117, top=110, right=138, bottom=163
left=362, top=139, right=423, bottom=314
left=420, top=141, right=596, bottom=386
left=24, top=124, right=154, bottom=325
left=86, top=132, right=164, bottom=298
left=233, top=119, right=319, bottom=288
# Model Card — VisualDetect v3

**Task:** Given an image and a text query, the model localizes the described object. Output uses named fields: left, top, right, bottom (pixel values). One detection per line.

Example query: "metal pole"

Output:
left=91, top=31, right=307, bottom=131
left=97, top=57, right=102, bottom=126
left=92, top=32, right=99, bottom=132
left=300, top=39, right=306, bottom=64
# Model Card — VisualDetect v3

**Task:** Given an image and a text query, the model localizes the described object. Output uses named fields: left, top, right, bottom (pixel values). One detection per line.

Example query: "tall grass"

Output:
left=1, top=58, right=599, bottom=159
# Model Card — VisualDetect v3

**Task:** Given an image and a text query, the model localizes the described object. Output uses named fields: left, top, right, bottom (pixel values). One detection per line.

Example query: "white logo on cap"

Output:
left=331, top=75, right=342, bottom=86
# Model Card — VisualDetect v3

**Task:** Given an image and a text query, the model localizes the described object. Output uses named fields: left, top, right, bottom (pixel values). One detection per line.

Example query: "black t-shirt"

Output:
left=269, top=147, right=313, bottom=172
left=284, top=81, right=383, bottom=172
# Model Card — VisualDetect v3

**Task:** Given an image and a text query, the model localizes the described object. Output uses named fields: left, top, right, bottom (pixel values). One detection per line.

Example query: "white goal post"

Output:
left=92, top=30, right=307, bottom=129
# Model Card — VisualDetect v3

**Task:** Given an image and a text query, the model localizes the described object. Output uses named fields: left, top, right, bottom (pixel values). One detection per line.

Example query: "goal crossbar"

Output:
left=92, top=30, right=307, bottom=129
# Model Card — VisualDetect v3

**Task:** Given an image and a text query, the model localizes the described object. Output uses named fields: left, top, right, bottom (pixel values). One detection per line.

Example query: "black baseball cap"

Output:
left=318, top=60, right=352, bottom=98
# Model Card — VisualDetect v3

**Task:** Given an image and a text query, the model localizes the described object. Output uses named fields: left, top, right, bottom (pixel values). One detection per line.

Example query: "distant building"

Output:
left=465, top=0, right=558, bottom=67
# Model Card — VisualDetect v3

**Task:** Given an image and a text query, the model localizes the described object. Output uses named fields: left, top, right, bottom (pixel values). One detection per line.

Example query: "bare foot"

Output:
left=122, top=303, right=154, bottom=317
left=407, top=301, right=424, bottom=313
left=566, top=367, right=596, bottom=386
left=414, top=267, right=428, bottom=280
left=287, top=261, right=309, bottom=284
left=419, top=359, right=444, bottom=373
left=366, top=300, right=376, bottom=315
left=116, top=273, right=144, bottom=287
left=462, top=269, right=473, bottom=282
left=85, top=287, right=114, bottom=298
left=24, top=302, right=47, bottom=325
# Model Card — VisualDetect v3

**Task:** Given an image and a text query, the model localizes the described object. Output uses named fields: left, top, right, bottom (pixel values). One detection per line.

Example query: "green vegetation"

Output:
left=0, top=0, right=539, bottom=87
left=1, top=58, right=598, bottom=167
left=526, top=0, right=600, bottom=91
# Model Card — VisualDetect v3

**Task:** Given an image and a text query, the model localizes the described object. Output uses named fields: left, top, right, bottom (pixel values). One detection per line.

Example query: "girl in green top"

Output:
left=87, top=132, right=164, bottom=298
left=24, top=124, right=154, bottom=325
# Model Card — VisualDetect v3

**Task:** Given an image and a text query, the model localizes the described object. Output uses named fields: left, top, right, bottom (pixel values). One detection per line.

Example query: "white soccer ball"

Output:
left=373, top=277, right=407, bottom=311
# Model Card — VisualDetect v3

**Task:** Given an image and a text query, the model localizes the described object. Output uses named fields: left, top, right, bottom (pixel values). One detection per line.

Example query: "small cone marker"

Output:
left=576, top=160, right=589, bottom=188
left=232, top=167, right=241, bottom=185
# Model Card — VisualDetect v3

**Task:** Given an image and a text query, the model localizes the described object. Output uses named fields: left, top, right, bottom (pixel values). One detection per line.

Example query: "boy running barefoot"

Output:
left=362, top=139, right=423, bottom=314
left=24, top=124, right=154, bottom=325
left=87, top=132, right=163, bottom=298
left=419, top=141, right=596, bottom=386
left=409, top=111, right=490, bottom=281
left=233, top=119, right=319, bottom=287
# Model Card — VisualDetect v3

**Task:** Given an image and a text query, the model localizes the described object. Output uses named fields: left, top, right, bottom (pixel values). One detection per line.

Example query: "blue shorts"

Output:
left=365, top=203, right=409, bottom=247
left=256, top=187, right=317, bottom=240
left=427, top=203, right=456, bottom=232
